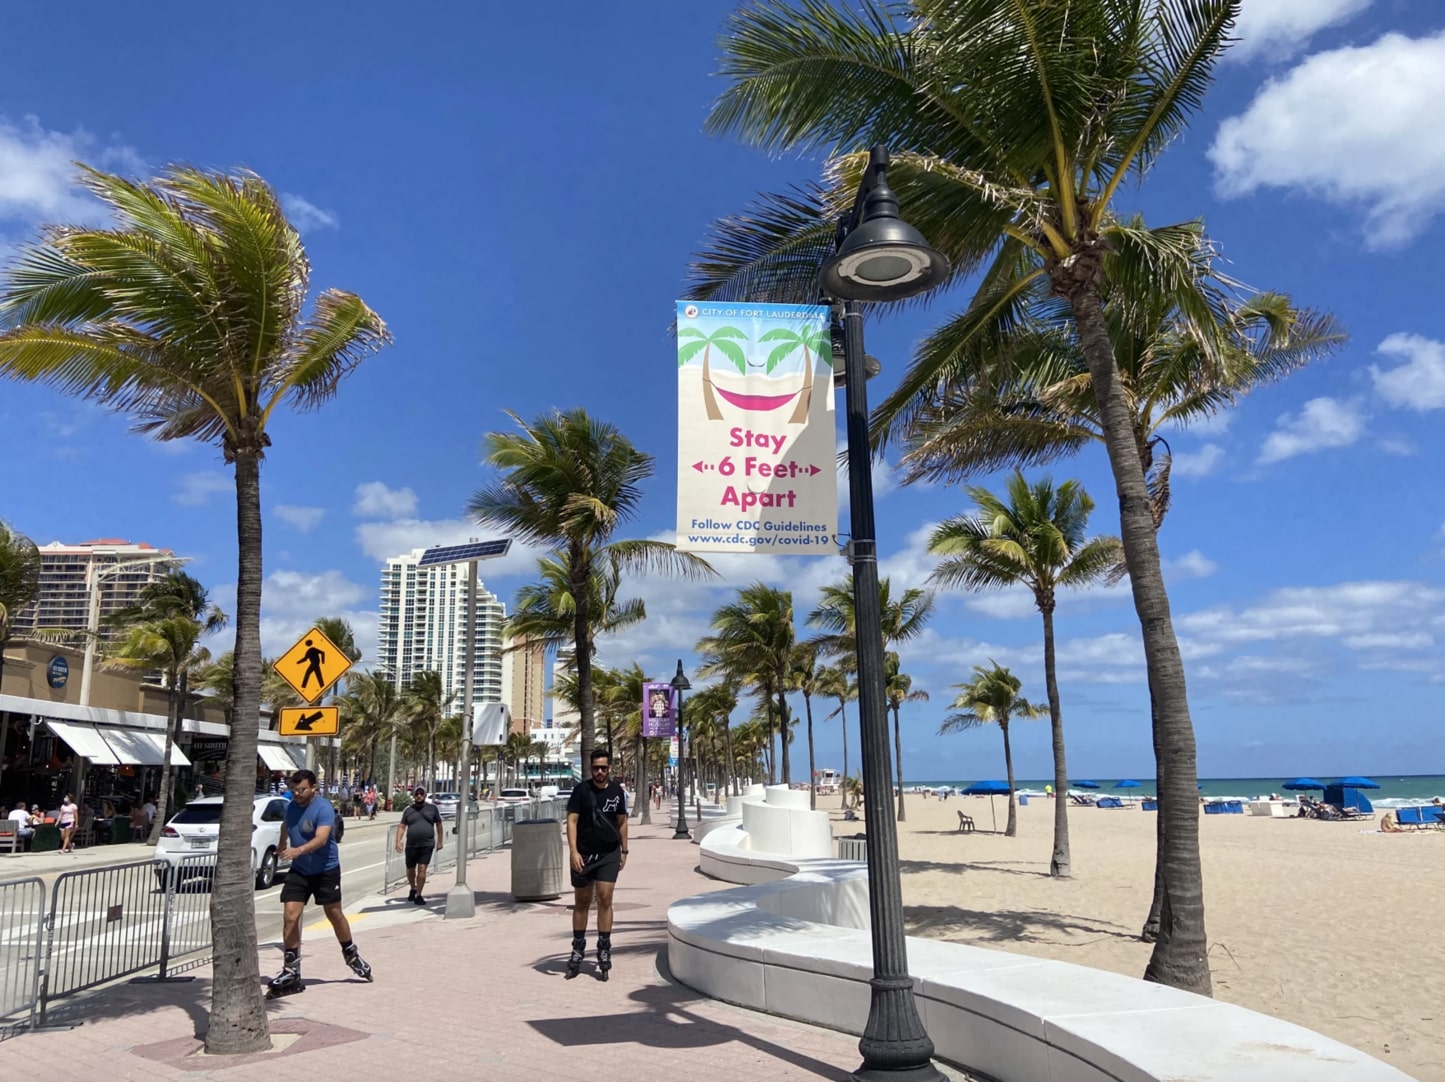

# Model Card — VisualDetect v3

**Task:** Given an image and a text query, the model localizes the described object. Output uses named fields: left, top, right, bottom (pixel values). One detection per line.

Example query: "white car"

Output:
left=496, top=788, right=531, bottom=805
left=153, top=795, right=292, bottom=889
left=431, top=793, right=462, bottom=819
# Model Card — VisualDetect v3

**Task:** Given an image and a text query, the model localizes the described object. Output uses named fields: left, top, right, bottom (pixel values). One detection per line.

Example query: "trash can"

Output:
left=511, top=818, right=564, bottom=901
left=1018, top=794, right=1029, bottom=806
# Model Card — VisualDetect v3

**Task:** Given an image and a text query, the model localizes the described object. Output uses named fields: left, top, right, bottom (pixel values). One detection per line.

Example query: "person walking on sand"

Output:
left=564, top=748, right=628, bottom=981
left=267, top=769, right=372, bottom=997
left=395, top=785, right=443, bottom=905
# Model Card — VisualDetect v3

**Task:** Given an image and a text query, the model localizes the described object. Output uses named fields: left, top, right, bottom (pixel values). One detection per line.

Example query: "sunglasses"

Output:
left=591, top=765, right=610, bottom=772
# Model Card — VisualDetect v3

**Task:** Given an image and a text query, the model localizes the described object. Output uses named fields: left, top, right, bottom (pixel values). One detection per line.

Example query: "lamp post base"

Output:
left=672, top=825, right=691, bottom=840
left=443, top=882, right=475, bottom=919
left=849, top=1063, right=947, bottom=1082
left=850, top=975, right=946, bottom=1082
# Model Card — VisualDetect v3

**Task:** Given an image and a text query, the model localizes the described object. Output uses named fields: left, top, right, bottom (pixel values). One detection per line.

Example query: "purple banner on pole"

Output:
left=642, top=681, right=676, bottom=738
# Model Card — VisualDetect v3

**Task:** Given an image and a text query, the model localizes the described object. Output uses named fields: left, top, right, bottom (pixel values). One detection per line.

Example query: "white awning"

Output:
left=258, top=744, right=299, bottom=772
left=98, top=728, right=190, bottom=767
left=45, top=720, right=120, bottom=765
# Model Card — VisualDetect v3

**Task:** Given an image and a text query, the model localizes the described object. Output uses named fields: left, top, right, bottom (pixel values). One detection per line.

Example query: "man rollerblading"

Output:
left=270, top=770, right=374, bottom=989
left=564, top=748, right=628, bottom=980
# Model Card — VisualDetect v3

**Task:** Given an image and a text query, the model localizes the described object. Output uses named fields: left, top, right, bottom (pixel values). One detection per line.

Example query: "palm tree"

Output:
left=941, top=664, right=1042, bottom=837
left=691, top=0, right=1266, bottom=995
left=759, top=323, right=829, bottom=424
left=337, top=672, right=406, bottom=798
left=0, top=519, right=40, bottom=791
left=696, top=583, right=797, bottom=784
left=402, top=671, right=451, bottom=793
left=504, top=731, right=532, bottom=787
left=883, top=652, right=928, bottom=822
left=106, top=571, right=227, bottom=841
left=816, top=665, right=856, bottom=807
left=0, top=165, right=389, bottom=1046
left=688, top=681, right=741, bottom=800
left=507, top=550, right=646, bottom=653
left=469, top=409, right=712, bottom=770
left=929, top=472, right=1120, bottom=878
left=788, top=643, right=824, bottom=810
left=677, top=325, right=748, bottom=420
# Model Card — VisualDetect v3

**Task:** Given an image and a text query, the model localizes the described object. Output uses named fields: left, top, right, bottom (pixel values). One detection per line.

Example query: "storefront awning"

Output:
left=98, top=728, right=191, bottom=767
left=45, top=720, right=121, bottom=765
left=258, top=744, right=302, bottom=772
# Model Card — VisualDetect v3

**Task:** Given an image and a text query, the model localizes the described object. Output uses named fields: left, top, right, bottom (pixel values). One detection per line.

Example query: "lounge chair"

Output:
left=956, top=810, right=975, bottom=833
left=1069, top=794, right=1095, bottom=806
left=1095, top=797, right=1126, bottom=809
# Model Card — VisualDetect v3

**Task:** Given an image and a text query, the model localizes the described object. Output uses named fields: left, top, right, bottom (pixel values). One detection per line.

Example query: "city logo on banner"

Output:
left=675, top=301, right=838, bottom=555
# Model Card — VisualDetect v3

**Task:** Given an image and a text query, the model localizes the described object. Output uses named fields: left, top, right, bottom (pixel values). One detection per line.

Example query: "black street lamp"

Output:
left=822, top=146, right=949, bottom=1082
left=671, top=660, right=692, bottom=840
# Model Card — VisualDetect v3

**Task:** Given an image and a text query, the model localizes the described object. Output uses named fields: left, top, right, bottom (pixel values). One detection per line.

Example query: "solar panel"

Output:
left=417, top=539, right=512, bottom=567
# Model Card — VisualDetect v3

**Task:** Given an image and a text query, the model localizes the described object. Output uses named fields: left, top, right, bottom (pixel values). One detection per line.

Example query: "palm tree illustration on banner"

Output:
left=759, top=324, right=828, bottom=424
left=678, top=325, right=747, bottom=420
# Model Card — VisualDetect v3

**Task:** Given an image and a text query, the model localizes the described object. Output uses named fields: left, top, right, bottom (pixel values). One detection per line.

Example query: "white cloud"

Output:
left=172, top=471, right=231, bottom=506
left=352, top=481, right=418, bottom=519
left=208, top=569, right=379, bottom=666
left=0, top=114, right=144, bottom=228
left=1343, top=632, right=1433, bottom=651
left=1178, top=580, right=1445, bottom=645
left=1257, top=396, right=1365, bottom=464
left=1377, top=437, right=1416, bottom=456
left=1211, top=31, right=1445, bottom=247
left=1168, top=550, right=1218, bottom=580
left=280, top=193, right=338, bottom=233
left=274, top=505, right=326, bottom=533
left=1228, top=0, right=1373, bottom=62
left=1370, top=333, right=1445, bottom=411
left=1172, top=443, right=1225, bottom=479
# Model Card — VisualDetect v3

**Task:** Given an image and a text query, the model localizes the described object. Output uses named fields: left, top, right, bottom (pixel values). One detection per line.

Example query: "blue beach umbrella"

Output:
left=1282, top=778, right=1325, bottom=791
left=1115, top=779, right=1143, bottom=789
left=1337, top=776, right=1380, bottom=789
left=1073, top=780, right=1101, bottom=790
left=961, top=780, right=1012, bottom=831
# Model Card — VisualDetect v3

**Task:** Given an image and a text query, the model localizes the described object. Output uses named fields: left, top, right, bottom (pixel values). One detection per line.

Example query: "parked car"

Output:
left=153, top=796, right=291, bottom=889
left=432, top=792, right=462, bottom=819
left=496, top=788, right=531, bottom=805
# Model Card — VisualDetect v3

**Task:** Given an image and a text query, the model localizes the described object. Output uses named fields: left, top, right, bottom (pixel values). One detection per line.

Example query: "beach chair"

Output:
left=1141, top=799, right=1158, bottom=811
left=956, top=810, right=975, bottom=834
left=1096, top=797, right=1125, bottom=809
left=1069, top=794, right=1095, bottom=806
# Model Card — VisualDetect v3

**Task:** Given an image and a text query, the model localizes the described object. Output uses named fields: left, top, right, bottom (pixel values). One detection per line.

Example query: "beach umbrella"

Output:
left=1114, top=779, right=1142, bottom=789
left=1073, top=780, right=1100, bottom=789
left=1336, top=776, right=1380, bottom=789
left=961, top=779, right=1011, bottom=832
left=1282, top=778, right=1325, bottom=791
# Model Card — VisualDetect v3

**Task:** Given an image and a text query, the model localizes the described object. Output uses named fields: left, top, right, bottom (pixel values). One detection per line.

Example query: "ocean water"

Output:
left=910, top=775, right=1445, bottom=807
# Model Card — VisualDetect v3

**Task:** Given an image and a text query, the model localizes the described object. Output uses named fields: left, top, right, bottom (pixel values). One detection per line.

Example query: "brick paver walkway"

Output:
left=2, top=819, right=960, bottom=1081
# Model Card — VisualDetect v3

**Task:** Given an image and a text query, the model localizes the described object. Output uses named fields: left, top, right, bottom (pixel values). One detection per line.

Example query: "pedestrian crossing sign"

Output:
left=278, top=706, right=341, bottom=736
left=273, top=626, right=353, bottom=704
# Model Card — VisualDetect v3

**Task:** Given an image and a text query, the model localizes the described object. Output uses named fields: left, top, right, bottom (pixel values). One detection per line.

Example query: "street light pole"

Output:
left=446, top=558, right=480, bottom=919
left=670, top=660, right=691, bottom=839
left=821, top=146, right=949, bottom=1082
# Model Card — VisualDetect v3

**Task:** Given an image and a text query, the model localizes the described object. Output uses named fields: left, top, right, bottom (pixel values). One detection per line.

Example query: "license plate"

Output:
left=189, top=839, right=211, bottom=849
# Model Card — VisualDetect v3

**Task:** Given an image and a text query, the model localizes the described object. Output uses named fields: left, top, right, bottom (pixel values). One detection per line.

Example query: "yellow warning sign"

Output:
left=278, top=706, right=340, bottom=737
left=272, top=626, right=353, bottom=704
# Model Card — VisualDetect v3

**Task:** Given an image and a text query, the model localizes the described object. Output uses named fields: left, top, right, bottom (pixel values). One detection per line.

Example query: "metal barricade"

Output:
left=835, top=835, right=868, bottom=862
left=0, top=877, right=44, bottom=1035
left=37, top=856, right=214, bottom=1024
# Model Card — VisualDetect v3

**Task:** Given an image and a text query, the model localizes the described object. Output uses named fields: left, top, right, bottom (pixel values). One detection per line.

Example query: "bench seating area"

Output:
left=673, top=836, right=1411, bottom=1082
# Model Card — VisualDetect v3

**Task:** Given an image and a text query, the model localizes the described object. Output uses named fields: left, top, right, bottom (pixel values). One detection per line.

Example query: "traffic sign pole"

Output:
left=446, top=559, right=479, bottom=920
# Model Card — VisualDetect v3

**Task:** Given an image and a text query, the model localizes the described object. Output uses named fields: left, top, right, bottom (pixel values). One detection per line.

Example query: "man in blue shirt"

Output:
left=267, top=769, right=372, bottom=996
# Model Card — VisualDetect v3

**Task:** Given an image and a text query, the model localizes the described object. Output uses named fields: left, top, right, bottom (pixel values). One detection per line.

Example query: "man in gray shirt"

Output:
left=394, top=786, right=444, bottom=905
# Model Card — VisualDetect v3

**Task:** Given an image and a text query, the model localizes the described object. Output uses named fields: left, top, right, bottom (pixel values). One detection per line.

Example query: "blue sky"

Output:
left=1, top=2, right=1441, bottom=782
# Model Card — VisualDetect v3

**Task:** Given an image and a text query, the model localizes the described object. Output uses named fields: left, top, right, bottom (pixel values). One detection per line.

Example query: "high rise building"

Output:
left=376, top=548, right=506, bottom=706
left=14, top=539, right=183, bottom=643
left=501, top=635, right=547, bottom=737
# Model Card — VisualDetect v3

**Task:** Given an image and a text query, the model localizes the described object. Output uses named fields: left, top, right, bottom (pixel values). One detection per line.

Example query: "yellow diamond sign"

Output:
left=273, top=626, right=353, bottom=704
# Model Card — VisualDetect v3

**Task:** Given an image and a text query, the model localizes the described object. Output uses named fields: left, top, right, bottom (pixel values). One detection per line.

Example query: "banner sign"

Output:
left=642, top=682, right=676, bottom=739
left=676, top=300, right=838, bottom=554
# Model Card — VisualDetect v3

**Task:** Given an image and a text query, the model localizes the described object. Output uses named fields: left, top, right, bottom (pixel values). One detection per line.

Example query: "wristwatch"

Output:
left=621, top=849, right=629, bottom=854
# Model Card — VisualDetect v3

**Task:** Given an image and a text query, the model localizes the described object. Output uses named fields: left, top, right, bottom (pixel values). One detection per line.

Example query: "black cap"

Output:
left=413, top=786, right=427, bottom=796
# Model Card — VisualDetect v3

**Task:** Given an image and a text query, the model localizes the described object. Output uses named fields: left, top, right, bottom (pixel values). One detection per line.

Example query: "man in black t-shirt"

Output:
left=564, top=748, right=628, bottom=980
left=394, top=786, right=443, bottom=905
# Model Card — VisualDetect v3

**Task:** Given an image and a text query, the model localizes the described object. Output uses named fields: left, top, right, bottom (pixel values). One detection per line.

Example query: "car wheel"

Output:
left=255, top=848, right=277, bottom=890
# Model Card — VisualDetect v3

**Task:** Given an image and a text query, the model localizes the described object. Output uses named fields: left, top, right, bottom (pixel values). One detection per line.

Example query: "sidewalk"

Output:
left=1, top=817, right=963, bottom=1081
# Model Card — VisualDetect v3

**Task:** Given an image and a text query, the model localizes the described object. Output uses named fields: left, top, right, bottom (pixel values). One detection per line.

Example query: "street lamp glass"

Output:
left=819, top=172, right=950, bottom=302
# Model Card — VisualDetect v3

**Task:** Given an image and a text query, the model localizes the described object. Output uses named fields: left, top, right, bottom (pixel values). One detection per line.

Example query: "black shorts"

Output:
left=405, top=844, right=434, bottom=869
left=279, top=867, right=342, bottom=906
left=570, top=848, right=621, bottom=889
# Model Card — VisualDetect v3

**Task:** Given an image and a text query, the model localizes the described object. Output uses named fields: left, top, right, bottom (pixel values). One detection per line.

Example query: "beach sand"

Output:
left=819, top=792, right=1442, bottom=1080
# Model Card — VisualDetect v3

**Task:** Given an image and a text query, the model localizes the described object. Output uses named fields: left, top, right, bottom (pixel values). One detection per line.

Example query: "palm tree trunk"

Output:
left=763, top=695, right=776, bottom=784
left=1062, top=277, right=1210, bottom=995
left=804, top=692, right=816, bottom=811
left=570, top=550, right=596, bottom=769
left=723, top=718, right=737, bottom=796
left=892, top=704, right=907, bottom=822
left=206, top=449, right=270, bottom=1054
left=1041, top=605, right=1071, bottom=878
left=777, top=684, right=791, bottom=785
left=149, top=668, right=183, bottom=846
left=638, top=732, right=651, bottom=825
left=1142, top=688, right=1166, bottom=941
left=838, top=697, right=849, bottom=808
left=1002, top=722, right=1017, bottom=837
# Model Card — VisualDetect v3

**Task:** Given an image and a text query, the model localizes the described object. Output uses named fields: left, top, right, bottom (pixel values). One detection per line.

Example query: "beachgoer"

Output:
left=395, top=786, right=443, bottom=905
left=564, top=748, right=628, bottom=981
left=58, top=794, right=78, bottom=852
left=269, top=769, right=372, bottom=995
